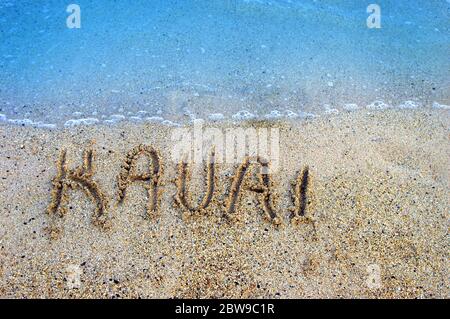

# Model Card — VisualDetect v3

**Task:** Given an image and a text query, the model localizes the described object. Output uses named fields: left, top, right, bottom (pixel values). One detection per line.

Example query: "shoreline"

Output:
left=1, top=100, right=449, bottom=130
left=0, top=108, right=448, bottom=298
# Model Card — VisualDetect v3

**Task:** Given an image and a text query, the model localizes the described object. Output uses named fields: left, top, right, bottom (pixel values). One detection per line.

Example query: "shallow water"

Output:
left=0, top=0, right=449, bottom=127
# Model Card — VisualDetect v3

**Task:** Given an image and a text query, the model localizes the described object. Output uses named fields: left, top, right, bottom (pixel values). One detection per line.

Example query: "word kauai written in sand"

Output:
left=48, top=145, right=311, bottom=228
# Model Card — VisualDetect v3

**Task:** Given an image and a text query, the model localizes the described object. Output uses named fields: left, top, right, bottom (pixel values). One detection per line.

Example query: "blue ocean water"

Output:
left=0, top=0, right=449, bottom=127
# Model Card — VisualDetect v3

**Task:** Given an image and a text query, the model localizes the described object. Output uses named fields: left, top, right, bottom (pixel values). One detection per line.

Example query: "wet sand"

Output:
left=0, top=108, right=448, bottom=298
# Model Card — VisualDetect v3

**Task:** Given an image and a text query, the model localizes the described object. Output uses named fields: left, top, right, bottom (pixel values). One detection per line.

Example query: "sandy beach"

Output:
left=0, top=108, right=448, bottom=298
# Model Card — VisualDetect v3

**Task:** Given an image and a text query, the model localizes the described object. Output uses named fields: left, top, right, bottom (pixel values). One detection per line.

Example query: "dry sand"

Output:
left=0, top=108, right=448, bottom=298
